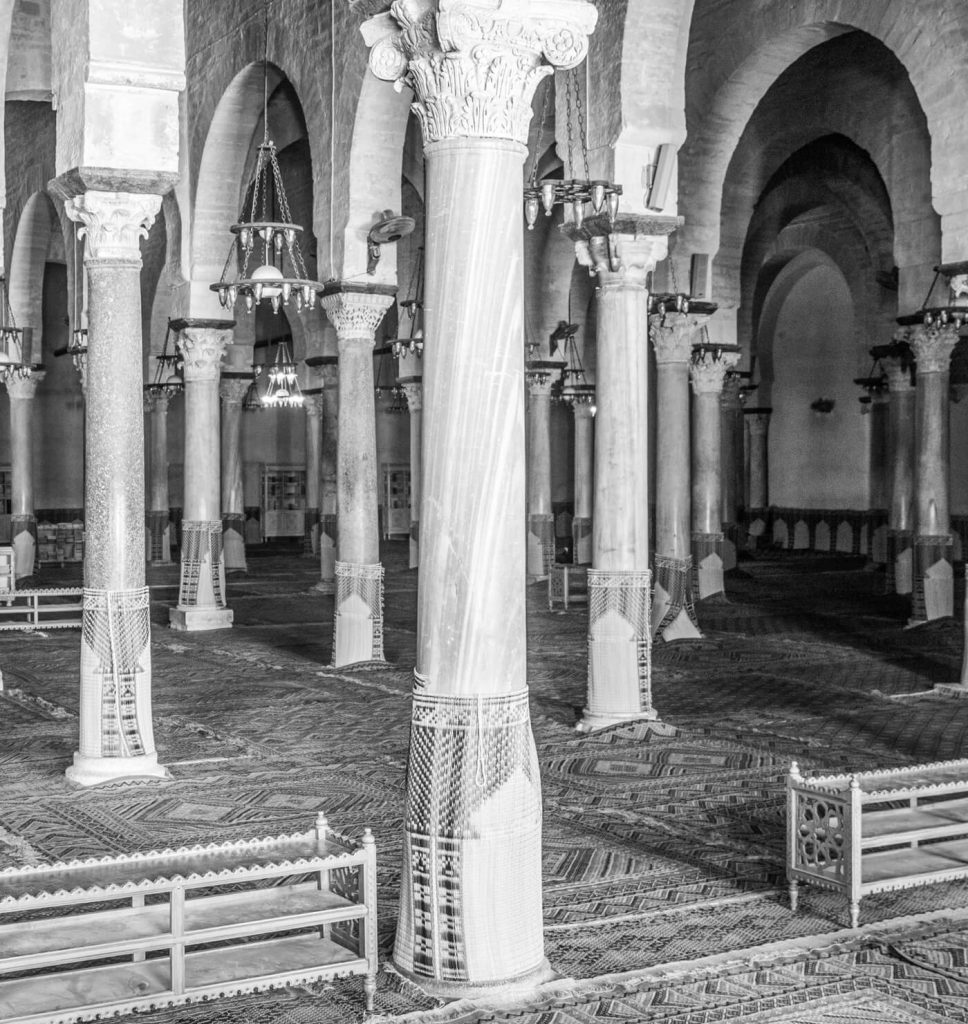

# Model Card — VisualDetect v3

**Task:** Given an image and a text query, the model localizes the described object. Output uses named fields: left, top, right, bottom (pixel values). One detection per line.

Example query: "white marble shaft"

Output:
left=649, top=313, right=704, bottom=643
left=304, top=392, right=324, bottom=557
left=318, top=364, right=339, bottom=592
left=365, top=0, right=597, bottom=993
left=400, top=379, right=422, bottom=569
left=58, top=187, right=167, bottom=786
left=720, top=374, right=743, bottom=525
left=746, top=412, right=770, bottom=510
left=220, top=377, right=250, bottom=573
left=6, top=370, right=44, bottom=578
left=526, top=374, right=554, bottom=579
left=572, top=402, right=594, bottom=565
left=170, top=325, right=233, bottom=632
left=321, top=287, right=393, bottom=665
left=909, top=323, right=957, bottom=622
left=145, top=389, right=173, bottom=564
left=690, top=348, right=739, bottom=600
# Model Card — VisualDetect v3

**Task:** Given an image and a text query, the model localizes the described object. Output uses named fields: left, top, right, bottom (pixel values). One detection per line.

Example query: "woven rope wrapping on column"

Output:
left=653, top=554, right=697, bottom=634
left=334, top=561, right=384, bottom=660
left=587, top=568, right=652, bottom=713
left=178, top=521, right=225, bottom=608
left=912, top=533, right=954, bottom=621
left=81, top=587, right=151, bottom=758
left=395, top=689, right=543, bottom=984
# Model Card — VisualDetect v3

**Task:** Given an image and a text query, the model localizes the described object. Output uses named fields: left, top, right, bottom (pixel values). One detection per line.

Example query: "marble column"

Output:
left=219, top=376, right=249, bottom=573
left=56, top=185, right=168, bottom=786
left=566, top=219, right=673, bottom=732
left=169, top=320, right=234, bottom=631
left=6, top=370, right=45, bottom=579
left=909, top=322, right=957, bottom=623
left=526, top=371, right=555, bottom=580
left=303, top=392, right=324, bottom=557
left=400, top=377, right=422, bottom=569
left=313, top=360, right=339, bottom=592
left=365, top=0, right=595, bottom=995
left=572, top=401, right=594, bottom=564
left=719, top=373, right=744, bottom=570
left=868, top=387, right=890, bottom=563
left=885, top=348, right=916, bottom=595
left=320, top=285, right=394, bottom=666
left=690, top=348, right=740, bottom=600
left=746, top=410, right=770, bottom=510
left=649, top=312, right=703, bottom=641
left=144, top=389, right=173, bottom=564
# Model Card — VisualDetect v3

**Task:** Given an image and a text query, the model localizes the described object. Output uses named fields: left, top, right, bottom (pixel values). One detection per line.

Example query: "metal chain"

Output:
left=564, top=71, right=577, bottom=178
left=528, top=77, right=553, bottom=187
left=572, top=68, right=591, bottom=182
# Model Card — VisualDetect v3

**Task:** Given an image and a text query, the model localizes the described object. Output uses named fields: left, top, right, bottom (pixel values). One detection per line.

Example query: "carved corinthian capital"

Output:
left=177, top=327, right=231, bottom=383
left=61, top=191, right=162, bottom=261
left=219, top=377, right=252, bottom=407
left=689, top=350, right=739, bottom=395
left=5, top=369, right=45, bottom=400
left=363, top=0, right=597, bottom=145
left=321, top=289, right=394, bottom=342
left=649, top=312, right=708, bottom=364
left=910, top=322, right=959, bottom=375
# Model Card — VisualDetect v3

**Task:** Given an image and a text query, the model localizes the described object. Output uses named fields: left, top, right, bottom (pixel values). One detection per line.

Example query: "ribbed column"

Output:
left=6, top=370, right=44, bottom=579
left=719, top=373, right=744, bottom=570
left=321, top=285, right=394, bottom=666
left=219, top=376, right=249, bottom=572
left=885, top=350, right=916, bottom=594
left=366, top=0, right=596, bottom=995
left=169, top=320, right=233, bottom=631
left=572, top=401, right=594, bottom=565
left=144, top=389, right=173, bottom=564
left=55, top=185, right=167, bottom=786
left=649, top=312, right=703, bottom=641
left=303, top=392, right=324, bottom=557
left=690, top=347, right=739, bottom=600
left=400, top=377, right=422, bottom=569
left=909, top=322, right=957, bottom=623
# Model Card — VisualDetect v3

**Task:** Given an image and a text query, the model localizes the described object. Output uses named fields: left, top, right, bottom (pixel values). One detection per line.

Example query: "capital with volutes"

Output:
left=173, top=321, right=233, bottom=383
left=4, top=369, right=45, bottom=400
left=56, top=190, right=162, bottom=263
left=144, top=388, right=175, bottom=414
left=689, top=349, right=739, bottom=395
left=650, top=311, right=707, bottom=364
left=321, top=285, right=395, bottom=344
left=364, top=0, right=597, bottom=146
left=909, top=321, right=959, bottom=375
left=219, top=377, right=251, bottom=407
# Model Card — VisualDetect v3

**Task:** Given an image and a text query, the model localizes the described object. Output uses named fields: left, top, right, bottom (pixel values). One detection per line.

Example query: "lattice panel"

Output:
left=654, top=554, right=697, bottom=635
left=795, top=793, right=847, bottom=879
left=334, top=561, right=384, bottom=660
left=179, top=520, right=225, bottom=608
left=588, top=568, right=652, bottom=714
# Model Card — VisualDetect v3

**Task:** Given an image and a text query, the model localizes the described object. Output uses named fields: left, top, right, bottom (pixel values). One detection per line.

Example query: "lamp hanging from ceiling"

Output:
left=210, top=0, right=322, bottom=317
left=549, top=307, right=594, bottom=406
left=67, top=224, right=87, bottom=379
left=261, top=336, right=304, bottom=408
left=144, top=319, right=184, bottom=398
left=391, top=246, right=424, bottom=360
left=523, top=68, right=622, bottom=231
left=0, top=275, right=28, bottom=382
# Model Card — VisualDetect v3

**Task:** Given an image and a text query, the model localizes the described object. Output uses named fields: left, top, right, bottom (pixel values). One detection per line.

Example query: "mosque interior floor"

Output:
left=3, top=543, right=968, bottom=1023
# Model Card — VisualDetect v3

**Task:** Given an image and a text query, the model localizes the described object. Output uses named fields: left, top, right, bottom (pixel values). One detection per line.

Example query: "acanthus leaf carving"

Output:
left=177, top=328, right=231, bottom=383
left=62, top=191, right=162, bottom=262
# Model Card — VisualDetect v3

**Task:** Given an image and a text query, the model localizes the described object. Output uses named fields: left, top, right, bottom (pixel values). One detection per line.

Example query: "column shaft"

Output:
left=886, top=358, right=916, bottom=594
left=6, top=373, right=43, bottom=578
left=526, top=378, right=554, bottom=579
left=572, top=403, right=594, bottom=564
left=401, top=379, right=422, bottom=568
left=220, top=378, right=248, bottom=572
left=719, top=375, right=743, bottom=569
left=304, top=394, right=323, bottom=557
left=145, top=391, right=173, bottom=563
left=317, top=366, right=338, bottom=591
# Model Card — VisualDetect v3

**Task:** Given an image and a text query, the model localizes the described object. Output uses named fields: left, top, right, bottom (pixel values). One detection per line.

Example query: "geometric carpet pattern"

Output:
left=3, top=549, right=968, bottom=1023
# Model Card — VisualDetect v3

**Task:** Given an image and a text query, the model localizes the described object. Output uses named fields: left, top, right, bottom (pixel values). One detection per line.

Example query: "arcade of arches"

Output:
left=4, top=1, right=968, bottom=1021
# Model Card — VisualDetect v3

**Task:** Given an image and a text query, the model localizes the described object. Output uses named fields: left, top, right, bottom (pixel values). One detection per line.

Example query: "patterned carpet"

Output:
left=2, top=547, right=968, bottom=1022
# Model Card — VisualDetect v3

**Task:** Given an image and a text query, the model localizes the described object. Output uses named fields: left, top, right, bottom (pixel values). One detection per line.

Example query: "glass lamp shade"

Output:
left=251, top=262, right=284, bottom=299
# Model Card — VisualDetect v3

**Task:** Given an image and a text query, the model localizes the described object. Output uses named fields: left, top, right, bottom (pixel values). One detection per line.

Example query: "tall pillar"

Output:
left=690, top=347, right=739, bottom=600
left=313, top=360, right=339, bottom=592
left=56, top=186, right=167, bottom=786
left=885, top=348, right=916, bottom=594
left=572, top=400, right=594, bottom=564
left=868, top=387, right=890, bottom=563
left=169, top=320, right=234, bottom=631
left=526, top=369, right=555, bottom=579
left=400, top=376, right=422, bottom=569
left=303, top=392, right=324, bottom=557
left=649, top=312, right=702, bottom=641
left=719, top=373, right=743, bottom=570
left=144, top=389, right=173, bottom=564
left=746, top=410, right=770, bottom=510
left=365, top=0, right=596, bottom=995
left=909, top=322, right=957, bottom=623
left=219, top=376, right=249, bottom=572
left=320, top=284, right=394, bottom=666
left=566, top=220, right=672, bottom=732
left=6, top=370, right=45, bottom=579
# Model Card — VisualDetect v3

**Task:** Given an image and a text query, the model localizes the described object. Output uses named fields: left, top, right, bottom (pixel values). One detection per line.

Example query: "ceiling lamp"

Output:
left=523, top=69, right=621, bottom=231
left=210, top=1, right=321, bottom=317
left=854, top=349, right=888, bottom=414
left=367, top=211, right=415, bottom=275
left=896, top=261, right=968, bottom=330
left=144, top=319, right=184, bottom=398
left=549, top=318, right=593, bottom=406
left=261, top=338, right=304, bottom=408
left=67, top=224, right=88, bottom=380
left=391, top=246, right=425, bottom=360
left=0, top=275, right=29, bottom=382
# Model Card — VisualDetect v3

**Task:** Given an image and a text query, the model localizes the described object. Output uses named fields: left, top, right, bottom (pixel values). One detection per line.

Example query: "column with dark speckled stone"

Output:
left=59, top=189, right=167, bottom=786
left=6, top=370, right=45, bottom=579
left=145, top=389, right=173, bottom=564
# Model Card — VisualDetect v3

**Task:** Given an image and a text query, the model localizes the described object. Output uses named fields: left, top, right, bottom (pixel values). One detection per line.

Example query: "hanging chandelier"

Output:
left=523, top=69, right=621, bottom=231
left=897, top=261, right=968, bottom=329
left=391, top=246, right=424, bottom=360
left=144, top=319, right=184, bottom=398
left=260, top=337, right=304, bottom=408
left=67, top=224, right=88, bottom=378
left=0, top=275, right=28, bottom=382
left=210, top=1, right=322, bottom=317
left=549, top=319, right=594, bottom=405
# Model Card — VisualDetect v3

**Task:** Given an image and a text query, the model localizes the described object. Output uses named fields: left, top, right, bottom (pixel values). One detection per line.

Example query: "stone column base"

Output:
left=66, top=751, right=168, bottom=787
left=409, top=520, right=419, bottom=569
left=909, top=535, right=954, bottom=625
left=304, top=507, right=320, bottom=557
left=886, top=528, right=913, bottom=595
left=169, top=605, right=234, bottom=631
left=578, top=568, right=653, bottom=732
left=692, top=532, right=726, bottom=599
left=333, top=560, right=384, bottom=665
left=527, top=513, right=554, bottom=580
left=394, top=690, right=545, bottom=987
left=652, top=554, right=701, bottom=641
left=222, top=513, right=247, bottom=572
left=145, top=510, right=171, bottom=564
left=572, top=517, right=592, bottom=566
left=11, top=513, right=36, bottom=578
